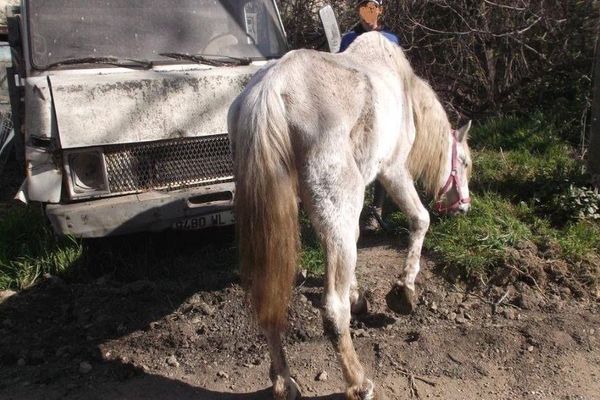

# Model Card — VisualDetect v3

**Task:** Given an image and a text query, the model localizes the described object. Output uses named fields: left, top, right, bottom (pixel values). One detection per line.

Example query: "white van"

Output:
left=9, top=0, right=289, bottom=237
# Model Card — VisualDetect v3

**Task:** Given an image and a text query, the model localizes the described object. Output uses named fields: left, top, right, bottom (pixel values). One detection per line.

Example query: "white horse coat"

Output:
left=228, top=31, right=472, bottom=400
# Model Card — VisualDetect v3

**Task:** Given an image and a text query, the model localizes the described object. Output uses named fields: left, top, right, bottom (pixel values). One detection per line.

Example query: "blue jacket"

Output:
left=339, top=24, right=399, bottom=52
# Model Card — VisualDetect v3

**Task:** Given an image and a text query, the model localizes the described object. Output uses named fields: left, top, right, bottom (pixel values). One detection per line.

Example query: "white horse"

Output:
left=228, top=32, right=472, bottom=400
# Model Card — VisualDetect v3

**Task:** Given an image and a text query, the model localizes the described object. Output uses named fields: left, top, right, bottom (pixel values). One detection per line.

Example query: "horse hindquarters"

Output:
left=229, top=77, right=300, bottom=399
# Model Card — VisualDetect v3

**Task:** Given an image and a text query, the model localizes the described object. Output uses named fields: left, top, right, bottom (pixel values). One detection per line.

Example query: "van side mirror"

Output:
left=318, top=5, right=341, bottom=53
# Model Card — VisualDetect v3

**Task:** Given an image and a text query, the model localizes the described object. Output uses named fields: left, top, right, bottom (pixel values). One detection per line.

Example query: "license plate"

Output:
left=172, top=210, right=235, bottom=230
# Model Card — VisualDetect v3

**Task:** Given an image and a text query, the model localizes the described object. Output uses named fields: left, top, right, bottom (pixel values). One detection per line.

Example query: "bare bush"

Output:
left=386, top=0, right=597, bottom=124
left=278, top=0, right=597, bottom=128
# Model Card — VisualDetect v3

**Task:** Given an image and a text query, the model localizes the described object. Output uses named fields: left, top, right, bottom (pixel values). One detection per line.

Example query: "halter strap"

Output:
left=434, top=130, right=471, bottom=213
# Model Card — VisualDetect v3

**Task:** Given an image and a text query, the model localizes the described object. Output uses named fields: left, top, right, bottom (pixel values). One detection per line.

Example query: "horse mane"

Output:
left=362, top=34, right=451, bottom=198
left=406, top=77, right=452, bottom=198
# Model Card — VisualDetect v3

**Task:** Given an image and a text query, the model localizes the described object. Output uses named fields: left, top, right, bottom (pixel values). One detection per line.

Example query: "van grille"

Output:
left=104, top=135, right=233, bottom=195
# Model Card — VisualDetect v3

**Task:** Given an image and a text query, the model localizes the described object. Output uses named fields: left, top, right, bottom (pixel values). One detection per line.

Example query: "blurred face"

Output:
left=358, top=1, right=383, bottom=31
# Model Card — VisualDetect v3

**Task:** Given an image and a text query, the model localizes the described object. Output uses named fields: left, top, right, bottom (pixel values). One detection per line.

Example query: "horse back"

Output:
left=275, top=50, right=390, bottom=181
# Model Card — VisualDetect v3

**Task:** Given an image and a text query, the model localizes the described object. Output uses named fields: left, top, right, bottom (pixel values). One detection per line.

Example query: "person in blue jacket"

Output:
left=340, top=0, right=399, bottom=52
left=340, top=0, right=400, bottom=232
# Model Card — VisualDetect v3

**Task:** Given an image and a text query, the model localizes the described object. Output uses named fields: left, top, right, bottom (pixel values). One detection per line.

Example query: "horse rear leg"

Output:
left=264, top=326, right=300, bottom=400
left=379, top=171, right=430, bottom=314
left=322, top=237, right=377, bottom=399
left=308, top=194, right=383, bottom=399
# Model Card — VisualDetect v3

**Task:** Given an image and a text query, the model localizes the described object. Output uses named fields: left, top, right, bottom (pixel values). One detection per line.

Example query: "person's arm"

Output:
left=339, top=32, right=357, bottom=52
left=380, top=30, right=400, bottom=47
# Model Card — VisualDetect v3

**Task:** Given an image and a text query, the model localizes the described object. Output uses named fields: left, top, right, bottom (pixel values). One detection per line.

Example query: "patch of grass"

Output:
left=469, top=112, right=563, bottom=152
left=299, top=211, right=325, bottom=276
left=470, top=117, right=592, bottom=224
left=473, top=145, right=579, bottom=189
left=557, top=221, right=600, bottom=262
left=0, top=206, right=83, bottom=290
left=464, top=115, right=589, bottom=226
left=300, top=246, right=325, bottom=276
left=425, top=194, right=533, bottom=281
left=385, top=210, right=409, bottom=235
left=472, top=150, right=585, bottom=230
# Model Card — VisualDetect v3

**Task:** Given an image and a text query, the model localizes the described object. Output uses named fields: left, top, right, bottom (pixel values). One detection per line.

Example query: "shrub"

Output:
left=552, top=185, right=600, bottom=222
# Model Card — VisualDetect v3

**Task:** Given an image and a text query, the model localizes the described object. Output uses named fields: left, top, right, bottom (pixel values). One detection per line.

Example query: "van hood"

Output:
left=48, top=65, right=259, bottom=148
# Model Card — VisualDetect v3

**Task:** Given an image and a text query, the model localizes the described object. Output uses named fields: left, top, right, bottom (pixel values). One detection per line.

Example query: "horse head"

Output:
left=434, top=120, right=472, bottom=215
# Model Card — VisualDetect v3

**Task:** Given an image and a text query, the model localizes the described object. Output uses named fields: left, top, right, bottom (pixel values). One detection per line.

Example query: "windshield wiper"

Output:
left=44, top=57, right=153, bottom=70
left=159, top=53, right=251, bottom=66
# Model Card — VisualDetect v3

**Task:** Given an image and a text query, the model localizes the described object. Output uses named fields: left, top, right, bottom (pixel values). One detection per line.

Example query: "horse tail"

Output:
left=229, top=69, right=299, bottom=333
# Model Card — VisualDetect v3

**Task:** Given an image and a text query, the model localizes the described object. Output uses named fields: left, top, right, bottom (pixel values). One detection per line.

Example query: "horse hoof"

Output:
left=385, top=282, right=416, bottom=315
left=289, top=377, right=302, bottom=400
left=273, top=376, right=301, bottom=400
left=346, top=379, right=385, bottom=400
left=351, top=292, right=369, bottom=315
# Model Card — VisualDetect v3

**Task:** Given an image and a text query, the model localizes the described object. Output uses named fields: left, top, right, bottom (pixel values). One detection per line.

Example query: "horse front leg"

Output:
left=349, top=275, right=369, bottom=315
left=380, top=172, right=430, bottom=314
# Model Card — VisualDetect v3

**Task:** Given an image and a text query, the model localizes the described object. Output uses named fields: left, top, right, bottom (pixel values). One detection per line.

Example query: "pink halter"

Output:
left=434, top=130, right=471, bottom=214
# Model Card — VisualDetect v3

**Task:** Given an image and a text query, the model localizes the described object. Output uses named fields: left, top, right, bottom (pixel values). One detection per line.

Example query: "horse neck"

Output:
left=406, top=78, right=452, bottom=198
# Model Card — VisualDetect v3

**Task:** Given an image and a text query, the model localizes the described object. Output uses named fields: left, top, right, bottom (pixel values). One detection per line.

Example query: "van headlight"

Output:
left=65, top=149, right=109, bottom=198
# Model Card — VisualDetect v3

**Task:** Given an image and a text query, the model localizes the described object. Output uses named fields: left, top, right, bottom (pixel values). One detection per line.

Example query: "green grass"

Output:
left=468, top=112, right=564, bottom=152
left=469, top=113, right=583, bottom=209
left=299, top=211, right=326, bottom=275
left=473, top=145, right=580, bottom=192
left=423, top=194, right=533, bottom=280
left=386, top=193, right=535, bottom=281
left=300, top=246, right=326, bottom=275
left=557, top=221, right=600, bottom=262
left=0, top=206, right=83, bottom=290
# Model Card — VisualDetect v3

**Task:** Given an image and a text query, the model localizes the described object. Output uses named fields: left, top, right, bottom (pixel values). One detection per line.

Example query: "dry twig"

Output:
left=507, top=265, right=549, bottom=302
left=397, top=367, right=438, bottom=387
left=388, top=356, right=437, bottom=399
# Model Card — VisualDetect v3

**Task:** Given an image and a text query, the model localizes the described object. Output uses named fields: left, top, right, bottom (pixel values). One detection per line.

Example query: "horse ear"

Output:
left=457, top=120, right=472, bottom=142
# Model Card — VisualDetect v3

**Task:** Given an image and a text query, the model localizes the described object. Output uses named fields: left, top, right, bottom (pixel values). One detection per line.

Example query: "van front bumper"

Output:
left=45, top=182, right=235, bottom=238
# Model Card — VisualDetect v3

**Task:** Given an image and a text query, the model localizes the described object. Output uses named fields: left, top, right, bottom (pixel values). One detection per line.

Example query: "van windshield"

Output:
left=26, top=0, right=287, bottom=69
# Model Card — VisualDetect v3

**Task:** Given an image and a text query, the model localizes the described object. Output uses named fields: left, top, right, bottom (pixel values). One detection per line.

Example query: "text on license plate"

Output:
left=173, top=211, right=235, bottom=230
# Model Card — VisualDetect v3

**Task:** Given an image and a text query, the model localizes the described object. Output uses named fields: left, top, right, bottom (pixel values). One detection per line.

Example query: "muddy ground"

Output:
left=1, top=228, right=599, bottom=400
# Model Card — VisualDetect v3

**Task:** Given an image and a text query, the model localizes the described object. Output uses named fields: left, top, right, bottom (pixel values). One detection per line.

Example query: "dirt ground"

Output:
left=1, top=230, right=599, bottom=400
